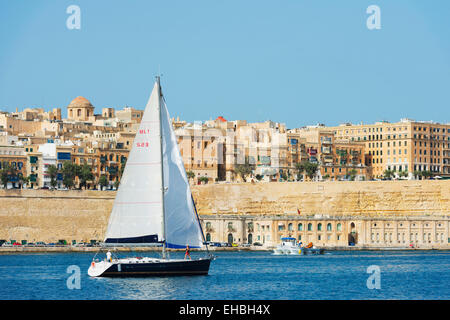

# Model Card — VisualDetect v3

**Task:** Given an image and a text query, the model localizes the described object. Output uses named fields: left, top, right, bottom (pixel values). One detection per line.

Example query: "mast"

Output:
left=156, top=75, right=167, bottom=259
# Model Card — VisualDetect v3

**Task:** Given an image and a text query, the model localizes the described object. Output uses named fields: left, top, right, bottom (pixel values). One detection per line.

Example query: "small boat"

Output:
left=273, top=238, right=324, bottom=255
left=88, top=77, right=213, bottom=277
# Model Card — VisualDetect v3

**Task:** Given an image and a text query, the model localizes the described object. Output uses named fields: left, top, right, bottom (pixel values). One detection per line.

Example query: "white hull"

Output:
left=273, top=247, right=301, bottom=255
left=88, top=260, right=113, bottom=277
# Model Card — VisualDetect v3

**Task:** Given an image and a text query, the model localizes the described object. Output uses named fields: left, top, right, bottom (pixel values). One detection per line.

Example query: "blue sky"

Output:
left=0, top=0, right=449, bottom=128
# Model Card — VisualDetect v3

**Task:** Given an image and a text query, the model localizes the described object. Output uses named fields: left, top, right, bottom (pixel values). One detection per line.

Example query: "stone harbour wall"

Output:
left=0, top=180, right=449, bottom=244
left=192, top=180, right=450, bottom=217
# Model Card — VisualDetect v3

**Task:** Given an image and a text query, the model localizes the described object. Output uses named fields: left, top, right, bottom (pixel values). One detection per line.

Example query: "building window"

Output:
left=307, top=223, right=313, bottom=231
left=317, top=223, right=322, bottom=231
left=298, top=223, right=303, bottom=231
left=337, top=223, right=342, bottom=231
left=327, top=223, right=332, bottom=231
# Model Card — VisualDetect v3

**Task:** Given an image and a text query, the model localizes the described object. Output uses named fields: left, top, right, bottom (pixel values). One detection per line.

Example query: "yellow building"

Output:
left=304, top=119, right=450, bottom=179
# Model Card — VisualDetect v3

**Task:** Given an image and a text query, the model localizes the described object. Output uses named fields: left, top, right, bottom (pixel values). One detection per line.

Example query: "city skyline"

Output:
left=1, top=1, right=450, bottom=128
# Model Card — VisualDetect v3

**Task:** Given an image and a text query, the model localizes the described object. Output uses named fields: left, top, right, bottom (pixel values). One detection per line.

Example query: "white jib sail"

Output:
left=104, top=81, right=164, bottom=244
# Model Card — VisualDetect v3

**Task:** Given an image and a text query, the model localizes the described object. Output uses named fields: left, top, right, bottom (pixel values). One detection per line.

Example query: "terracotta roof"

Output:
left=216, top=116, right=227, bottom=122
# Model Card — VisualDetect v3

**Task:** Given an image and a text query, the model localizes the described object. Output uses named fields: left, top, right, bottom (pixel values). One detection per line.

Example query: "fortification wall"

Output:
left=0, top=181, right=448, bottom=242
left=192, top=180, right=450, bottom=217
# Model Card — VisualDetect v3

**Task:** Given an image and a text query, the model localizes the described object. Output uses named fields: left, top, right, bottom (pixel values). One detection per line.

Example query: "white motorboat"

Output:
left=273, top=237, right=302, bottom=255
left=273, top=238, right=325, bottom=255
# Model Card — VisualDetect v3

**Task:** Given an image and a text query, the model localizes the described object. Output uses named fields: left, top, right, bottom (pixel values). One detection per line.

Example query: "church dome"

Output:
left=68, top=96, right=93, bottom=109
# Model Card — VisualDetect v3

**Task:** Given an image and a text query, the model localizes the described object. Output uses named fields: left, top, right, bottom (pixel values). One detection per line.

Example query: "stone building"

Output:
left=67, top=96, right=95, bottom=122
left=322, top=119, right=450, bottom=179
left=200, top=215, right=449, bottom=249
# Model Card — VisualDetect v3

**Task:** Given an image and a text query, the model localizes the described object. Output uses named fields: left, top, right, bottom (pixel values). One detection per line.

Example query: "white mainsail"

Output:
left=104, top=79, right=204, bottom=248
left=160, top=97, right=204, bottom=248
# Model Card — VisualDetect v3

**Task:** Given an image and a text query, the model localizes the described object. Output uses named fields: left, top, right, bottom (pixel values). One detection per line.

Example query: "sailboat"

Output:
left=88, top=77, right=213, bottom=277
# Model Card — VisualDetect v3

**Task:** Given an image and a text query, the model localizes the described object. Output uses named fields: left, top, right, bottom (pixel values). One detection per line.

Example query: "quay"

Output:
left=0, top=245, right=448, bottom=254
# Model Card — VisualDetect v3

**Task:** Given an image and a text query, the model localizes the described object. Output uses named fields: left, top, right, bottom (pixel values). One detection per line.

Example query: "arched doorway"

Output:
left=348, top=222, right=358, bottom=245
left=227, top=233, right=233, bottom=244
left=206, top=233, right=211, bottom=242
left=248, top=233, right=253, bottom=244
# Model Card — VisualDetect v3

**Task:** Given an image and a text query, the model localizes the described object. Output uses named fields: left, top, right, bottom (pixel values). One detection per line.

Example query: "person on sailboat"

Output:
left=184, top=245, right=191, bottom=260
left=106, top=251, right=112, bottom=262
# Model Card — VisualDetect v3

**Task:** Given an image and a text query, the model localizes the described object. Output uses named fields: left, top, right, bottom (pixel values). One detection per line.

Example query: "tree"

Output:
left=295, top=161, right=318, bottom=181
left=78, top=164, right=94, bottom=189
left=421, top=170, right=433, bottom=179
left=398, top=171, right=409, bottom=179
left=62, top=161, right=76, bottom=189
left=233, top=158, right=254, bottom=182
left=0, top=163, right=17, bottom=188
left=47, top=165, right=58, bottom=189
left=0, top=163, right=10, bottom=188
left=349, top=169, right=357, bottom=181
left=295, top=162, right=305, bottom=181
left=21, top=175, right=30, bottom=188
left=322, top=174, right=330, bottom=180
left=198, top=176, right=209, bottom=184
left=383, top=169, right=394, bottom=180
left=98, top=175, right=108, bottom=190
left=255, top=174, right=263, bottom=181
left=186, top=170, right=195, bottom=180
left=413, top=170, right=422, bottom=180
left=304, top=162, right=319, bottom=180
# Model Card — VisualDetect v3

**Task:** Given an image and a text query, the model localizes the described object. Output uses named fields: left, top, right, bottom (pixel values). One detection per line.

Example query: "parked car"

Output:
left=12, top=242, right=22, bottom=246
left=209, top=242, right=222, bottom=247
left=47, top=243, right=56, bottom=246
left=1, top=242, right=12, bottom=247
left=73, top=242, right=89, bottom=247
left=35, top=242, right=46, bottom=246
left=231, top=243, right=238, bottom=247
left=253, top=242, right=263, bottom=246
left=25, top=243, right=36, bottom=247
left=241, top=243, right=251, bottom=247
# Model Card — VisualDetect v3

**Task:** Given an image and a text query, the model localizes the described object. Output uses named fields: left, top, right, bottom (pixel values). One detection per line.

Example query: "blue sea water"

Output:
left=0, top=250, right=448, bottom=300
